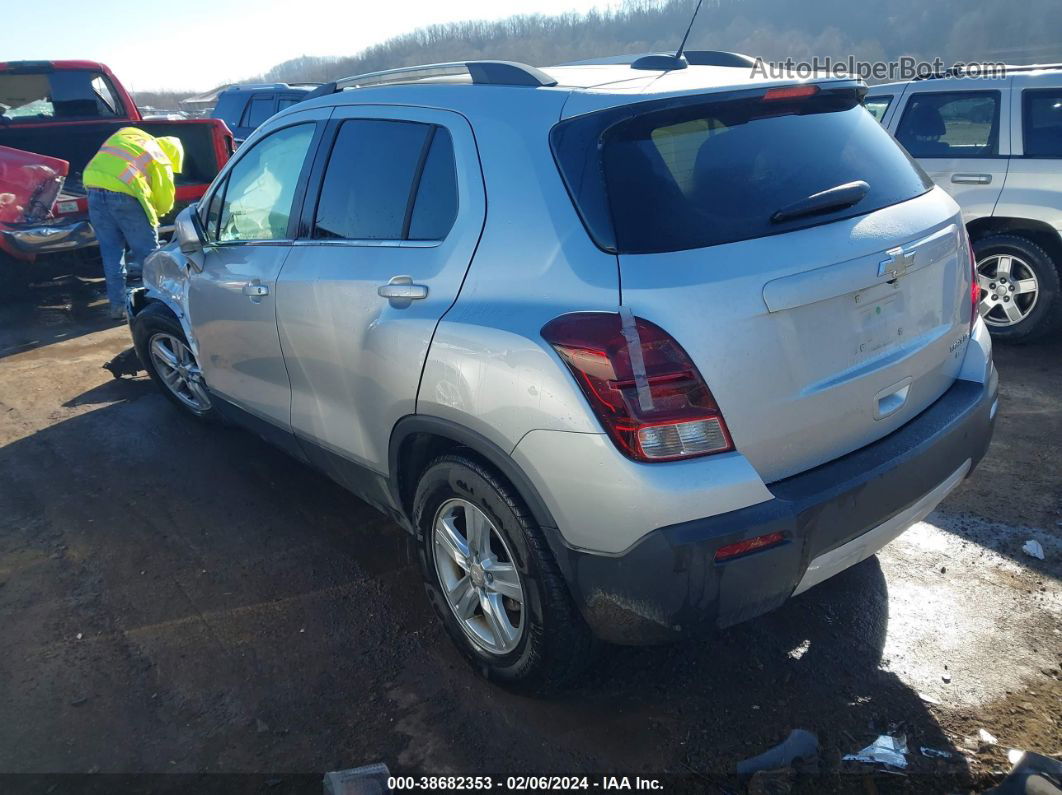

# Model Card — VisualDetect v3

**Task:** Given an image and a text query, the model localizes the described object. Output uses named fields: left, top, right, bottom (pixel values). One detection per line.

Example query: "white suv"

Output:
left=867, top=65, right=1062, bottom=342
left=129, top=55, right=997, bottom=690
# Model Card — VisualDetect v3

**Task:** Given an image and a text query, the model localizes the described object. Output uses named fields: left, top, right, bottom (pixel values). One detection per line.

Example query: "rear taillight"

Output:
left=541, top=312, right=734, bottom=462
left=964, top=228, right=979, bottom=332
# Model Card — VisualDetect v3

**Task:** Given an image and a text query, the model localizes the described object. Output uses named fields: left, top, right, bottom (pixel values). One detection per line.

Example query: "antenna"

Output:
left=675, top=0, right=706, bottom=60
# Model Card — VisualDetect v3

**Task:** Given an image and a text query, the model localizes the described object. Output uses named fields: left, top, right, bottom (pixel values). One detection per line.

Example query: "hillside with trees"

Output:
left=258, top=0, right=1062, bottom=85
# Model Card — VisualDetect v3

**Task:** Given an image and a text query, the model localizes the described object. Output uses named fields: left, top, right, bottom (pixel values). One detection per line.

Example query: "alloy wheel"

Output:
left=432, top=498, right=525, bottom=655
left=977, top=254, right=1039, bottom=327
left=148, top=333, right=212, bottom=412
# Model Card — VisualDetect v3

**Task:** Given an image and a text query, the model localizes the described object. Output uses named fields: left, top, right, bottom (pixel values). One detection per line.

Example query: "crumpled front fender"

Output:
left=133, top=242, right=201, bottom=357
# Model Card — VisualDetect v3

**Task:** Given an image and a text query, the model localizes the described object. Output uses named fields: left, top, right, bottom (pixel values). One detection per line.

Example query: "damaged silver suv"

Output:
left=129, top=55, right=997, bottom=690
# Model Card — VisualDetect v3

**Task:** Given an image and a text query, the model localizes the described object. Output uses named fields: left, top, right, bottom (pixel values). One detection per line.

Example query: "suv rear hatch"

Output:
left=553, top=81, right=975, bottom=482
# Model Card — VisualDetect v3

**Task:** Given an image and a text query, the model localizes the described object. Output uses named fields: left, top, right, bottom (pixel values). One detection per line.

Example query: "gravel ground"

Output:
left=0, top=272, right=1059, bottom=792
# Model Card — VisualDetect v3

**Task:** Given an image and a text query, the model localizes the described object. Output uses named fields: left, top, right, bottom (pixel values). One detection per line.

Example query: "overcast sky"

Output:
left=7, top=0, right=622, bottom=91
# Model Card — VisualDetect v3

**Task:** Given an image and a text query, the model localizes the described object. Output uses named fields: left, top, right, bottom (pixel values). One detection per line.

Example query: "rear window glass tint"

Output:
left=0, top=70, right=123, bottom=122
left=896, top=91, right=1000, bottom=157
left=313, top=119, right=431, bottom=240
left=554, top=91, right=932, bottom=254
left=409, top=128, right=458, bottom=240
left=1023, top=89, right=1062, bottom=157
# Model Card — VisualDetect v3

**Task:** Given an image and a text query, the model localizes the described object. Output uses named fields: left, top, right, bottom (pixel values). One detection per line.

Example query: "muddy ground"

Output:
left=0, top=270, right=1059, bottom=793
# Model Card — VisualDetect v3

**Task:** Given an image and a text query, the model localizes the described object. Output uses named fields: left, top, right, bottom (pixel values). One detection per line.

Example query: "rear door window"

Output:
left=552, top=87, right=932, bottom=254
left=277, top=94, right=303, bottom=111
left=863, top=95, right=892, bottom=122
left=895, top=91, right=1000, bottom=157
left=1023, top=89, right=1062, bottom=157
left=242, top=95, right=276, bottom=129
left=312, top=119, right=442, bottom=241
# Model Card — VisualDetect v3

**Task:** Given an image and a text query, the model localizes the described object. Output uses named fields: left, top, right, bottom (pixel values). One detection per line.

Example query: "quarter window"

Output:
left=863, top=95, right=892, bottom=123
left=1023, top=89, right=1062, bottom=157
left=217, top=123, right=315, bottom=242
left=409, top=128, right=458, bottom=240
left=314, top=119, right=457, bottom=241
left=895, top=91, right=1000, bottom=157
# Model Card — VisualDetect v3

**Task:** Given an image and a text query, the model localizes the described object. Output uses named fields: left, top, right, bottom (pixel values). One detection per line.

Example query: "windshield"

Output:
left=0, top=70, right=123, bottom=123
left=552, top=87, right=933, bottom=254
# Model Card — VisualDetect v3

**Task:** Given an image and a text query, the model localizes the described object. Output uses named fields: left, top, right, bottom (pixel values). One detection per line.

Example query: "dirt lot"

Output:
left=1, top=271, right=1059, bottom=792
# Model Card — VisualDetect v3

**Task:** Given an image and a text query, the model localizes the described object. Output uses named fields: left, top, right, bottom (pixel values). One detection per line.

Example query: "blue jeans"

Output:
left=87, top=188, right=158, bottom=311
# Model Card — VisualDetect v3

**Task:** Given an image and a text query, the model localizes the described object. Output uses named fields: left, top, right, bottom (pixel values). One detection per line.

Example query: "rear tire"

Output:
left=132, top=303, right=220, bottom=421
left=974, top=234, right=1062, bottom=343
left=413, top=452, right=595, bottom=692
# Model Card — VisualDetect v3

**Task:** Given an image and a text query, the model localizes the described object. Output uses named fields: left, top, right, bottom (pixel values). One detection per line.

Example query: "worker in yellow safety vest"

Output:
left=83, top=128, right=184, bottom=319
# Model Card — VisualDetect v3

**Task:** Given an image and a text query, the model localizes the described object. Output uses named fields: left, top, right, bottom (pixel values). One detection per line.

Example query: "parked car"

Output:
left=129, top=55, right=997, bottom=690
left=0, top=60, right=234, bottom=281
left=866, top=65, right=1062, bottom=342
left=210, top=83, right=320, bottom=146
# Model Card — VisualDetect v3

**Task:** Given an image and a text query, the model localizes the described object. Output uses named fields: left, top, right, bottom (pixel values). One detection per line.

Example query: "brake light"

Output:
left=541, top=312, right=733, bottom=462
left=762, top=84, right=819, bottom=102
left=965, top=228, right=980, bottom=332
left=715, top=532, right=786, bottom=562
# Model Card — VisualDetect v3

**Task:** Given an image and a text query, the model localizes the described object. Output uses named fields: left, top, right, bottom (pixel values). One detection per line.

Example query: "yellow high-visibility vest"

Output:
left=83, top=127, right=184, bottom=227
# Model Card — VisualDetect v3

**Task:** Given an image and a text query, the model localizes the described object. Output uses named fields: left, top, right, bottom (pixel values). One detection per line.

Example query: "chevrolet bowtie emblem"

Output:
left=878, top=247, right=916, bottom=279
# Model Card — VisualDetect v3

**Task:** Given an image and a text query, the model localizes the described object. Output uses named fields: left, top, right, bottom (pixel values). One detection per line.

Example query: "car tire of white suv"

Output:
left=413, top=453, right=595, bottom=691
left=974, top=235, right=1062, bottom=343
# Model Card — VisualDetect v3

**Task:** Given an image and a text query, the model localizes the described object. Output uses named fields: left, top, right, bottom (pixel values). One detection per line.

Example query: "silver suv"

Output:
left=129, top=55, right=997, bottom=690
left=866, top=65, right=1062, bottom=342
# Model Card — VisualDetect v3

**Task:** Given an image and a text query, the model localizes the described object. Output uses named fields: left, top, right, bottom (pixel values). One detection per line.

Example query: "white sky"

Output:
left=6, top=0, right=623, bottom=91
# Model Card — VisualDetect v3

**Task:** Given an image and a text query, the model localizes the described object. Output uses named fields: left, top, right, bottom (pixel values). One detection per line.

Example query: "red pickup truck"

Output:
left=0, top=60, right=233, bottom=279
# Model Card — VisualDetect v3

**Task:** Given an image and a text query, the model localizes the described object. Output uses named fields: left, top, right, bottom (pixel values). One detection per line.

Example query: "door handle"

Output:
left=377, top=275, right=428, bottom=300
left=951, top=173, right=992, bottom=185
left=243, top=282, right=269, bottom=301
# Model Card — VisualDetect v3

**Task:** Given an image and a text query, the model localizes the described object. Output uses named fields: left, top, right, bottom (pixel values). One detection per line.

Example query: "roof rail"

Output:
left=304, top=60, right=557, bottom=100
left=913, top=62, right=1062, bottom=81
left=560, top=51, right=757, bottom=70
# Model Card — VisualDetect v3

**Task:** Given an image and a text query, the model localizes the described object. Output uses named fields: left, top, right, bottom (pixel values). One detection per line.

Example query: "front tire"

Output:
left=132, top=303, right=219, bottom=421
left=974, top=234, right=1062, bottom=343
left=413, top=453, right=594, bottom=692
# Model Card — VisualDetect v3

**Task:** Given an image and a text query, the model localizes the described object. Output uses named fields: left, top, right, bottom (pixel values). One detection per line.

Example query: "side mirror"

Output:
left=174, top=205, right=205, bottom=255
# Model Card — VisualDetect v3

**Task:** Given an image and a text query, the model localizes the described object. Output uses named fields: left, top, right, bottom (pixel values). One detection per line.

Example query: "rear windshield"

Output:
left=552, top=86, right=932, bottom=254
left=0, top=70, right=124, bottom=123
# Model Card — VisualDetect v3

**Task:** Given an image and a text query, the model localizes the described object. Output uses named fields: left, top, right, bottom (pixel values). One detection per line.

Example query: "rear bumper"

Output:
left=556, top=372, right=997, bottom=644
left=1, top=219, right=96, bottom=259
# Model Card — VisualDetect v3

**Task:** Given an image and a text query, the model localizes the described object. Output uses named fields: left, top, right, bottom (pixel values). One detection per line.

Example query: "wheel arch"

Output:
left=388, top=415, right=559, bottom=537
left=967, top=216, right=1062, bottom=272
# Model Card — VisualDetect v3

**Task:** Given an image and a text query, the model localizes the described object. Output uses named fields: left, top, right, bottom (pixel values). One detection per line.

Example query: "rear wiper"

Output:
left=770, top=180, right=870, bottom=224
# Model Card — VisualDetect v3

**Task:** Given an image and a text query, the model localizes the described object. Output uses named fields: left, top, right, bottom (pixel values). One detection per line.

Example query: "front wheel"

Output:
left=413, top=453, right=594, bottom=692
left=974, top=234, right=1062, bottom=343
left=132, top=303, right=219, bottom=421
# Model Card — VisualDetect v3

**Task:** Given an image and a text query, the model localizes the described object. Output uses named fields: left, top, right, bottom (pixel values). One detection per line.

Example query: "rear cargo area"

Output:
left=553, top=82, right=976, bottom=482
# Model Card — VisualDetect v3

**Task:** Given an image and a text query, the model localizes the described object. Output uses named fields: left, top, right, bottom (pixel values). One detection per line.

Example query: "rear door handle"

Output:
left=951, top=173, right=992, bottom=185
left=242, top=282, right=269, bottom=302
left=378, top=275, right=428, bottom=300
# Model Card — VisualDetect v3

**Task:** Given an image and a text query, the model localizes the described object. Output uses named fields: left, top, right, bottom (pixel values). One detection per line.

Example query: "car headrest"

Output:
left=905, top=102, right=947, bottom=138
